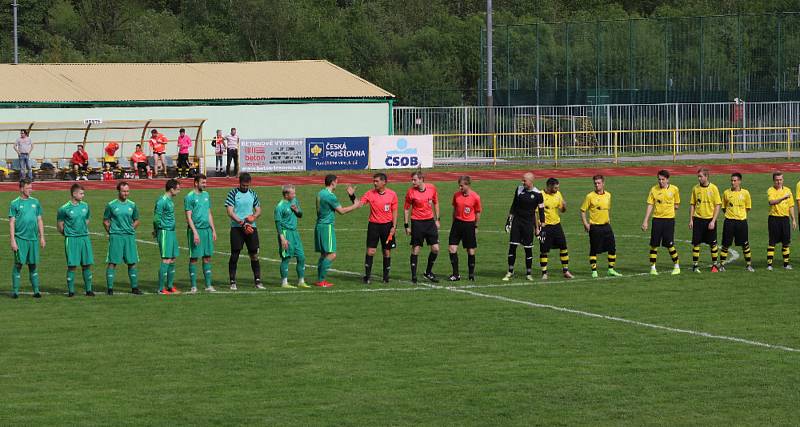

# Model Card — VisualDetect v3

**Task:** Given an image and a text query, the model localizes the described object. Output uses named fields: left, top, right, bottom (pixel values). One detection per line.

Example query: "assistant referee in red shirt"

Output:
left=356, top=173, right=399, bottom=284
left=448, top=176, right=482, bottom=281
left=404, top=171, right=441, bottom=283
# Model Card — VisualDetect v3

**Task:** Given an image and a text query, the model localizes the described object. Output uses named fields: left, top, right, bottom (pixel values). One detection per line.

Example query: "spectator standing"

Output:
left=225, top=128, right=240, bottom=177
left=149, top=129, right=169, bottom=177
left=70, top=144, right=90, bottom=181
left=14, top=129, right=34, bottom=181
left=177, top=128, right=193, bottom=178
left=213, top=129, right=226, bottom=174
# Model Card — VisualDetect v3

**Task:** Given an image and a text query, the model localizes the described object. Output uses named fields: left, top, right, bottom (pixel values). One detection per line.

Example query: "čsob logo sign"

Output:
left=385, top=138, right=419, bottom=167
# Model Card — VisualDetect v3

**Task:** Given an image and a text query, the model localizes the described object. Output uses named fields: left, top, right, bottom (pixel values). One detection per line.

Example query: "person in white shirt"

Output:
left=14, top=130, right=34, bottom=180
left=225, top=128, right=240, bottom=177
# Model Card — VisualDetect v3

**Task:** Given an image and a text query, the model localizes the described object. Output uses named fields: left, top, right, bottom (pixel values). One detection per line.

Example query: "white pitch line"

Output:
left=444, top=286, right=800, bottom=353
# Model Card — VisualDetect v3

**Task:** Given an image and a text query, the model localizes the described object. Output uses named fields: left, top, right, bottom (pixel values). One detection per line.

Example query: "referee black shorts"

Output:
left=410, top=219, right=439, bottom=247
left=722, top=218, right=749, bottom=247
left=691, top=217, right=717, bottom=246
left=650, top=218, right=675, bottom=248
left=539, top=223, right=567, bottom=252
left=367, top=221, right=397, bottom=250
left=448, top=219, right=477, bottom=249
left=768, top=215, right=791, bottom=246
left=230, top=226, right=259, bottom=255
left=509, top=219, right=534, bottom=248
left=589, top=223, right=616, bottom=255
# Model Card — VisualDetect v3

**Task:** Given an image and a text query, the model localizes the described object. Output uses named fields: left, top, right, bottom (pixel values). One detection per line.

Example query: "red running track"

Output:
left=1, top=162, right=799, bottom=192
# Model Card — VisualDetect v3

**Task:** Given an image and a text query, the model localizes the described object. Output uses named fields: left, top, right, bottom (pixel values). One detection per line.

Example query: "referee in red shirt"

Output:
left=403, top=171, right=441, bottom=283
left=356, top=173, right=399, bottom=284
left=448, top=176, right=482, bottom=281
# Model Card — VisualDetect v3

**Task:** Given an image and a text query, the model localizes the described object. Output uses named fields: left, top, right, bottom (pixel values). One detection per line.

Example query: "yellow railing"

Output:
left=432, top=126, right=800, bottom=166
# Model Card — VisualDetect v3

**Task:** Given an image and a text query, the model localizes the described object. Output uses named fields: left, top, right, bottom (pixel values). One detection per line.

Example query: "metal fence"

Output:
left=478, top=13, right=800, bottom=106
left=394, top=101, right=800, bottom=164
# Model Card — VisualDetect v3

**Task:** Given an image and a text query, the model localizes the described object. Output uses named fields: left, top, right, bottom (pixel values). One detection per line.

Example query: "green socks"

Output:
left=158, top=262, right=169, bottom=291
left=203, top=262, right=212, bottom=288
left=67, top=269, right=76, bottom=293
left=167, top=263, right=176, bottom=288
left=189, top=262, right=198, bottom=288
left=82, top=268, right=93, bottom=292
left=280, top=257, right=290, bottom=280
left=317, top=257, right=333, bottom=282
left=12, top=263, right=21, bottom=294
left=29, top=266, right=40, bottom=294
left=296, top=256, right=306, bottom=279
left=106, top=267, right=115, bottom=290
left=128, top=267, right=138, bottom=289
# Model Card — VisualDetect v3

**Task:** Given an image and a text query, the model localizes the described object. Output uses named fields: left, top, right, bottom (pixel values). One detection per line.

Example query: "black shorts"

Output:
left=589, top=224, right=616, bottom=255
left=136, top=162, right=148, bottom=171
left=177, top=153, right=190, bottom=168
left=768, top=216, right=791, bottom=246
left=448, top=219, right=477, bottom=249
left=230, top=226, right=260, bottom=254
left=366, top=222, right=397, bottom=250
left=509, top=219, right=534, bottom=248
left=410, top=219, right=439, bottom=247
left=539, top=223, right=567, bottom=252
left=650, top=218, right=675, bottom=248
left=721, top=219, right=748, bottom=247
left=691, top=217, right=718, bottom=246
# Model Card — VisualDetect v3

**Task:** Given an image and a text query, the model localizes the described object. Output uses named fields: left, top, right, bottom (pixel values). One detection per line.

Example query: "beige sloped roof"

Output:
left=0, top=60, right=394, bottom=103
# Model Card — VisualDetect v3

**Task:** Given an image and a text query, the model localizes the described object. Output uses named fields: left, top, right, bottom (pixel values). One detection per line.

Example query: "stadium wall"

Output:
left=1, top=101, right=392, bottom=170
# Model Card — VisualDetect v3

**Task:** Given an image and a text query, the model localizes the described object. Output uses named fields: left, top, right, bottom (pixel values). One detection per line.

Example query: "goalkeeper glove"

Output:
left=504, top=215, right=512, bottom=233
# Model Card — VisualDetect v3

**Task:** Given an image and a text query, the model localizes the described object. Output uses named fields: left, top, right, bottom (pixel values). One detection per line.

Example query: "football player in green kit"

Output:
left=274, top=184, right=308, bottom=289
left=314, top=174, right=360, bottom=287
left=9, top=178, right=45, bottom=299
left=185, top=174, right=217, bottom=293
left=57, top=183, right=94, bottom=297
left=154, top=178, right=181, bottom=294
left=103, top=181, right=143, bottom=295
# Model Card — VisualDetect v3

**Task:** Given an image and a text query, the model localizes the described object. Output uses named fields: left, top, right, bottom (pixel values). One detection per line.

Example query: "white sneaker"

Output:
left=205, top=286, right=217, bottom=292
left=766, top=265, right=773, bottom=271
left=255, top=283, right=266, bottom=290
left=75, top=176, right=80, bottom=181
left=501, top=272, right=513, bottom=281
left=189, top=287, right=197, bottom=294
left=785, top=264, right=793, bottom=270
left=230, top=282, right=238, bottom=290
left=83, top=176, right=88, bottom=180
left=541, top=273, right=548, bottom=280
left=746, top=265, right=755, bottom=272
left=525, top=274, right=534, bottom=281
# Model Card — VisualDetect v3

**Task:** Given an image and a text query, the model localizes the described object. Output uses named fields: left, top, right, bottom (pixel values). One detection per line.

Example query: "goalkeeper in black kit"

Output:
left=503, top=172, right=545, bottom=281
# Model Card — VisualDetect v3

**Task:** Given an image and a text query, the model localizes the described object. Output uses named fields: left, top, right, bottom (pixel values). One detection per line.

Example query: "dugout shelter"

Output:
left=0, top=61, right=395, bottom=177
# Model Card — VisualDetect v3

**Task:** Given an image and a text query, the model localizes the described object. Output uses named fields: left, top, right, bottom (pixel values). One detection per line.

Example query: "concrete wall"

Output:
left=0, top=102, right=391, bottom=170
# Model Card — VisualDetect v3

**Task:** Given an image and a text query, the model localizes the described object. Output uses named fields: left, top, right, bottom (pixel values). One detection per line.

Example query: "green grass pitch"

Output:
left=1, top=172, right=798, bottom=425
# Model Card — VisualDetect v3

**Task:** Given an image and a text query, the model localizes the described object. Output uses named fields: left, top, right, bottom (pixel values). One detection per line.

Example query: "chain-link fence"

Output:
left=478, top=13, right=800, bottom=106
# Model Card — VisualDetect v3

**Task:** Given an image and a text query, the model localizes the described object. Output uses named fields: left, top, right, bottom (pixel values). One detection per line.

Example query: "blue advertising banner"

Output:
left=306, top=137, right=369, bottom=170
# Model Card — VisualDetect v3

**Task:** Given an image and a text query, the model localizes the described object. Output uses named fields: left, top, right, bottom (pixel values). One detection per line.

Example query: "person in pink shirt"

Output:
left=177, top=128, right=192, bottom=178
left=351, top=173, right=399, bottom=284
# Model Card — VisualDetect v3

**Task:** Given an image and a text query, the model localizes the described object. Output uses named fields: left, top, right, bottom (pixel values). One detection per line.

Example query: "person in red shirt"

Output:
left=448, top=175, right=482, bottom=281
left=130, top=144, right=151, bottom=179
left=352, top=173, right=398, bottom=284
left=403, top=171, right=441, bottom=283
left=148, top=129, right=169, bottom=177
left=70, top=144, right=89, bottom=181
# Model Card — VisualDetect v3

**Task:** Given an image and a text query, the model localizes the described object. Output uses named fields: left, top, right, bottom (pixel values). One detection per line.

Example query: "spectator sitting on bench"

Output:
left=104, top=141, right=120, bottom=170
left=130, top=144, right=151, bottom=179
left=70, top=144, right=89, bottom=181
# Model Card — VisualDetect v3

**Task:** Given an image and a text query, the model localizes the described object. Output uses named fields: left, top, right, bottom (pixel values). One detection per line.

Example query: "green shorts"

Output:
left=65, top=235, right=94, bottom=267
left=278, top=229, right=304, bottom=259
left=106, top=234, right=139, bottom=265
left=13, top=238, right=39, bottom=265
left=187, top=227, right=214, bottom=259
left=157, top=229, right=179, bottom=259
left=314, top=223, right=336, bottom=254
